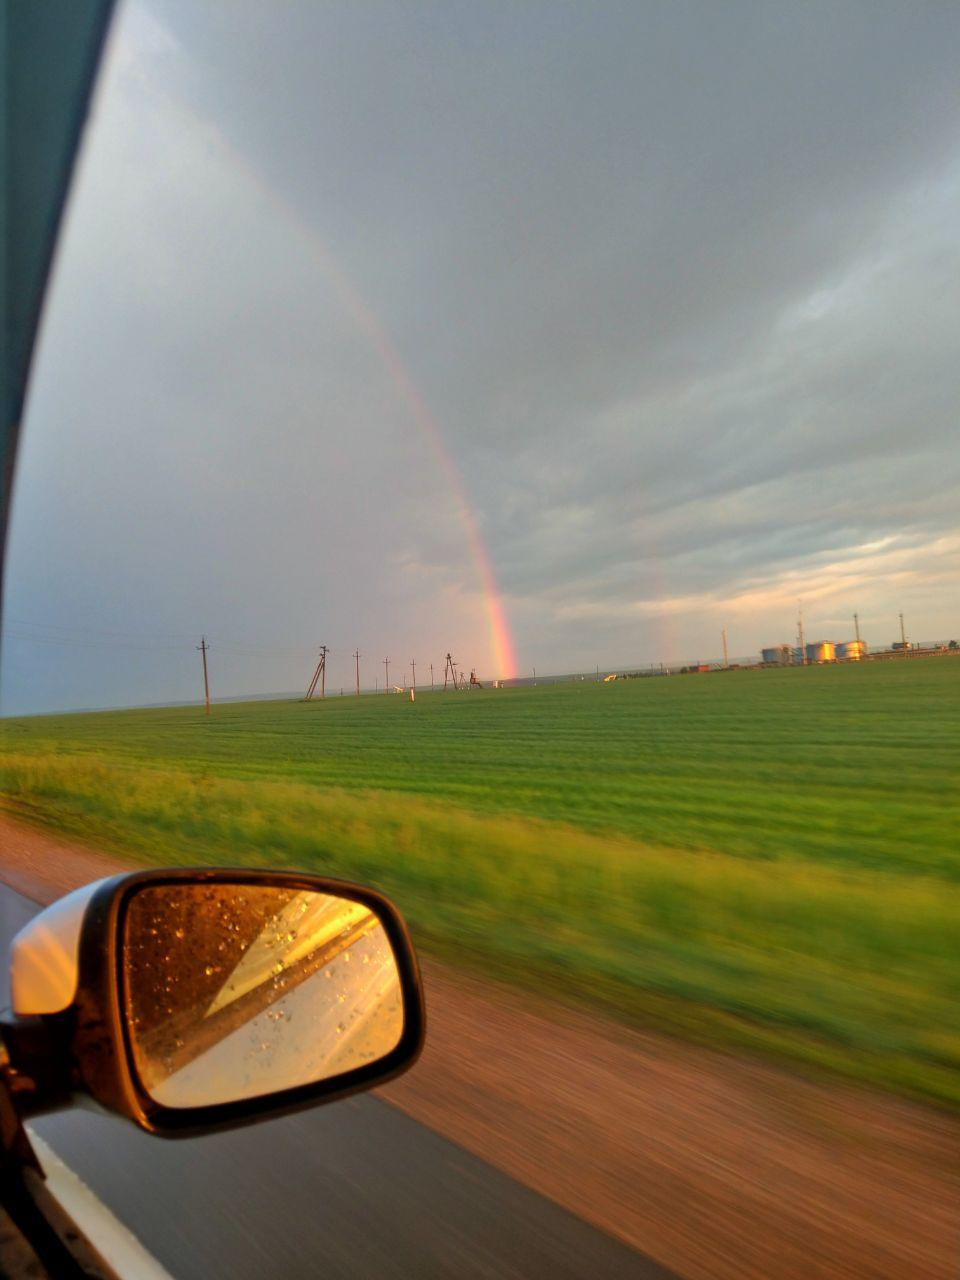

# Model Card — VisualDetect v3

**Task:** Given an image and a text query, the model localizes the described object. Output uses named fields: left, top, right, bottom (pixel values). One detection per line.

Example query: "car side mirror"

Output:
left=3, top=870, right=425, bottom=1136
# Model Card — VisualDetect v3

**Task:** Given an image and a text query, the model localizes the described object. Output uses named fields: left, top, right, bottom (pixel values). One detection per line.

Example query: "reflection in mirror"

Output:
left=122, top=883, right=404, bottom=1108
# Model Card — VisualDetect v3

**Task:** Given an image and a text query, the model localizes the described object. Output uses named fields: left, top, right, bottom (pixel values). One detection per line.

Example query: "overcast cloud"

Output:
left=3, top=0, right=960, bottom=714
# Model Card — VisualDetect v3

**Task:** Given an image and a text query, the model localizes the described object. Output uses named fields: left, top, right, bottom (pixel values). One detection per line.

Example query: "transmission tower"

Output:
left=443, top=653, right=458, bottom=690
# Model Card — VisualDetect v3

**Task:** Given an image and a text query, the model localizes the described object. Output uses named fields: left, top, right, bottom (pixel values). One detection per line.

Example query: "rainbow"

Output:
left=288, top=235, right=519, bottom=682
left=172, top=101, right=518, bottom=679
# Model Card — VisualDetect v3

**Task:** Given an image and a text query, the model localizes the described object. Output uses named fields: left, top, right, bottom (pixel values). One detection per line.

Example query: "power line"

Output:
left=6, top=617, right=198, bottom=642
left=1, top=630, right=187, bottom=653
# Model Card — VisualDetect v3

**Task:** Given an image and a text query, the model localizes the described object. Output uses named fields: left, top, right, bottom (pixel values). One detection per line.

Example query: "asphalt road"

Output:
left=0, top=883, right=667, bottom=1280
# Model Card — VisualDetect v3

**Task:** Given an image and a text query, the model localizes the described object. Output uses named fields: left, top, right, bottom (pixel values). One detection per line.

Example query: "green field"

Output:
left=2, top=659, right=958, bottom=1106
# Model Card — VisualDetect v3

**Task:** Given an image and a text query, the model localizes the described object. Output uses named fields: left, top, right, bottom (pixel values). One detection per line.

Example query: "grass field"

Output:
left=2, top=658, right=958, bottom=1106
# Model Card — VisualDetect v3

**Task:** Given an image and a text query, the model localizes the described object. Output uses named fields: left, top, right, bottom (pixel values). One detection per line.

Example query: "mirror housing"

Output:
left=3, top=869, right=424, bottom=1137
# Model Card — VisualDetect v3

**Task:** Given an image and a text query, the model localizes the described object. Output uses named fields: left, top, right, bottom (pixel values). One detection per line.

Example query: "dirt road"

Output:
left=0, top=812, right=957, bottom=1279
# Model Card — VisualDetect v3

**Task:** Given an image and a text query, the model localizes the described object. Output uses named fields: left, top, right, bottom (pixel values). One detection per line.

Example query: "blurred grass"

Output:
left=2, top=659, right=959, bottom=1106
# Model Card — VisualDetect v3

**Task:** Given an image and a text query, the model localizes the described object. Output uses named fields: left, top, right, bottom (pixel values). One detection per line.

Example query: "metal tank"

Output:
left=836, top=640, right=867, bottom=661
left=805, top=642, right=836, bottom=664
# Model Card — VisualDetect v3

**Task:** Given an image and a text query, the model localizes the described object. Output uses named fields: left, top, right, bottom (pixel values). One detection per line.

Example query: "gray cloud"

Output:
left=3, top=0, right=960, bottom=713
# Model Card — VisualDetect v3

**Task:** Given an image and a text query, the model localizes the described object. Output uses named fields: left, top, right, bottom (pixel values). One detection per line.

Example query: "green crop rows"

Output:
left=2, top=658, right=958, bottom=1106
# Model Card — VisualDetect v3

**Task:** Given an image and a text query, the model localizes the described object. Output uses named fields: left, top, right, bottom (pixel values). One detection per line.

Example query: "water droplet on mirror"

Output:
left=336, top=1023, right=346, bottom=1035
left=272, top=961, right=285, bottom=975
left=174, top=928, right=185, bottom=940
left=205, top=965, right=216, bottom=976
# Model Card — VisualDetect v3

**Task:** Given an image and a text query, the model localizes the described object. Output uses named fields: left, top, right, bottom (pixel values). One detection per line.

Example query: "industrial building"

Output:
left=761, top=645, right=792, bottom=665
left=836, top=641, right=867, bottom=661
left=805, top=642, right=836, bottom=664
left=760, top=639, right=869, bottom=665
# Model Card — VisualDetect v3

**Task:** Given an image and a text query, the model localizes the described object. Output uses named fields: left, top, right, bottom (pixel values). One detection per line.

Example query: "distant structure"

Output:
left=762, top=645, right=792, bottom=666
left=303, top=645, right=328, bottom=700
left=442, top=653, right=459, bottom=690
left=797, top=606, right=806, bottom=666
left=805, top=642, right=836, bottom=664
left=836, top=640, right=867, bottom=661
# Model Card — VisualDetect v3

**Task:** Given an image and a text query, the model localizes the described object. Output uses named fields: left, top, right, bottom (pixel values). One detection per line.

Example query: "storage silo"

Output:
left=837, top=640, right=867, bottom=661
left=805, top=641, right=836, bottom=664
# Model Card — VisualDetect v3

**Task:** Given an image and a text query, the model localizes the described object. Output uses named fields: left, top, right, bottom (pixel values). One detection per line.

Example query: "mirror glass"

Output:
left=122, top=882, right=405, bottom=1108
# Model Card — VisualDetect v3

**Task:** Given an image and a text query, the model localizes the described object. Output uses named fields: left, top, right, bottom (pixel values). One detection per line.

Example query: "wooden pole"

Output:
left=198, top=637, right=211, bottom=714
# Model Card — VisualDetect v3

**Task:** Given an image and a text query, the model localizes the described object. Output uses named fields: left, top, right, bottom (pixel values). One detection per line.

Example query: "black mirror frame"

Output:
left=59, top=868, right=424, bottom=1137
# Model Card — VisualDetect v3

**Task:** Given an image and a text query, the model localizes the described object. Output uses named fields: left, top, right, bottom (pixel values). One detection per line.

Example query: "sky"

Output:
left=3, top=0, right=960, bottom=715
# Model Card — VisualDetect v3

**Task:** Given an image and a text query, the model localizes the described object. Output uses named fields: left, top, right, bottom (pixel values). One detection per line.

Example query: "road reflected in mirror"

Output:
left=122, top=882, right=404, bottom=1108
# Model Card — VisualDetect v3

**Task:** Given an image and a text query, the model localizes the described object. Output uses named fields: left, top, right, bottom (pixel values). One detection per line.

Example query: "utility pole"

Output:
left=430, top=662, right=434, bottom=690
left=304, top=644, right=328, bottom=700
left=797, top=604, right=806, bottom=666
left=198, top=637, right=211, bottom=714
left=355, top=649, right=361, bottom=696
left=899, top=612, right=907, bottom=650
left=721, top=628, right=729, bottom=669
left=854, top=612, right=861, bottom=644
left=384, top=657, right=390, bottom=692
left=410, top=658, right=416, bottom=691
